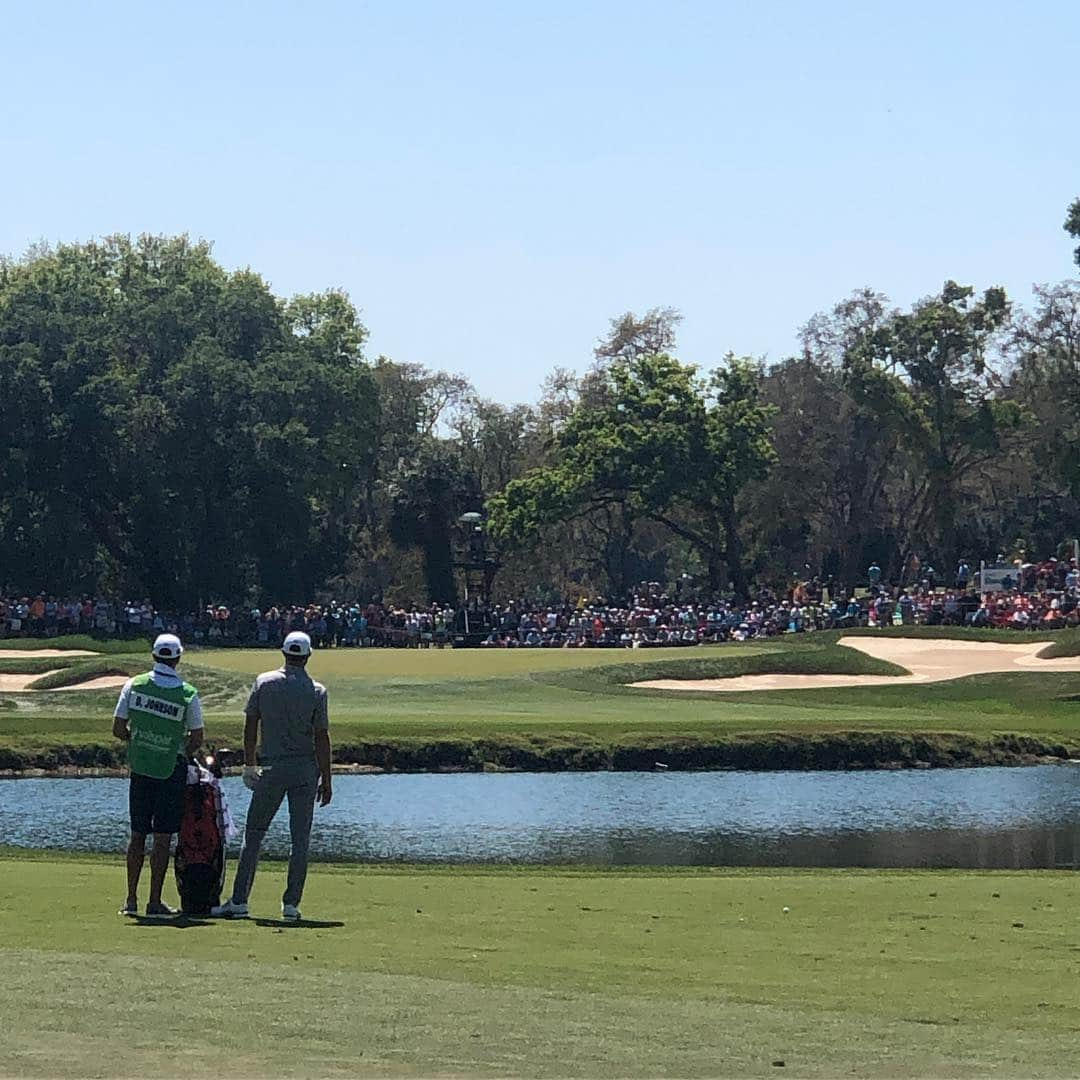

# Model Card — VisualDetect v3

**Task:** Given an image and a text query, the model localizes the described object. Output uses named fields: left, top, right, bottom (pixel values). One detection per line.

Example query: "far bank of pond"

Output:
left=2, top=729, right=1080, bottom=776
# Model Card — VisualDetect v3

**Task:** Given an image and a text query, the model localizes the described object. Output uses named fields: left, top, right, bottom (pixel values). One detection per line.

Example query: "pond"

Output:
left=3, top=766, right=1079, bottom=868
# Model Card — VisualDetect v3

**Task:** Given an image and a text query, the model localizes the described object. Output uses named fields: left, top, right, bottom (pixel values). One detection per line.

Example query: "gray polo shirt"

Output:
left=245, top=666, right=329, bottom=764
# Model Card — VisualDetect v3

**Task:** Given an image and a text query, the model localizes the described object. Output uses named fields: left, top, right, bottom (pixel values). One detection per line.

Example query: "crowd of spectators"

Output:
left=0, top=595, right=458, bottom=648
left=857, top=556, right=1080, bottom=630
left=3, top=557, right=1078, bottom=650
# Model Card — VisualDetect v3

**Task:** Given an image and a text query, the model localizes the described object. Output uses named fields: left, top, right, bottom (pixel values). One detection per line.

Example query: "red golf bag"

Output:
left=174, top=762, right=227, bottom=915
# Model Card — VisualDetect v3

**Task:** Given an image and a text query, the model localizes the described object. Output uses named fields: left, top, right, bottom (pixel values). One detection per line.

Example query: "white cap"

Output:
left=282, top=631, right=312, bottom=657
left=152, top=633, right=184, bottom=660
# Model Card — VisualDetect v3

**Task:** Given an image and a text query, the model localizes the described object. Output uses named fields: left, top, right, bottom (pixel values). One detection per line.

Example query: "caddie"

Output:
left=112, top=633, right=204, bottom=919
left=213, top=630, right=331, bottom=921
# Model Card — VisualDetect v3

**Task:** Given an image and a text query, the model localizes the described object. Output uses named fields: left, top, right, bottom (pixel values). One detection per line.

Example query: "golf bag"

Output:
left=174, top=761, right=227, bottom=915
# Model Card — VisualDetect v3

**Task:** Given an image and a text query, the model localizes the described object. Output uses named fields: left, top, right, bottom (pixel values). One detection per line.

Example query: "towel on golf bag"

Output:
left=174, top=763, right=232, bottom=914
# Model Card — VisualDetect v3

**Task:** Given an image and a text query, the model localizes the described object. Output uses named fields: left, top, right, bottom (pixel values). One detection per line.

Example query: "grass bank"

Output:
left=25, top=658, right=140, bottom=691
left=1037, top=627, right=1080, bottom=657
left=3, top=730, right=1075, bottom=775
left=536, top=636, right=905, bottom=695
left=0, top=854, right=1077, bottom=1077
left=0, top=657, right=82, bottom=676
left=0, top=636, right=140, bottom=655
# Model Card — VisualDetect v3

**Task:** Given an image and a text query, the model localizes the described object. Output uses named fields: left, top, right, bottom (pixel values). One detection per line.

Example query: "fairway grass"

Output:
left=0, top=855, right=1078, bottom=1077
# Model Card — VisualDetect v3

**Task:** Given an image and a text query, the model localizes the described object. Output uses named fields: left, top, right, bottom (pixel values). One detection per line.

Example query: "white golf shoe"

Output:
left=210, top=900, right=250, bottom=918
left=282, top=904, right=301, bottom=921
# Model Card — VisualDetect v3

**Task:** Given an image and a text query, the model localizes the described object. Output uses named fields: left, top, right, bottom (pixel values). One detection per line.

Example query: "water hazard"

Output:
left=3, top=766, right=1079, bottom=868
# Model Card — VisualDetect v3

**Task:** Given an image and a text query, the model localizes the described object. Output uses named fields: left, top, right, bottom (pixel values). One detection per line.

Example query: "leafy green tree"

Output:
left=487, top=353, right=774, bottom=596
left=852, top=281, right=1021, bottom=567
left=0, top=235, right=376, bottom=604
left=748, top=326, right=913, bottom=593
left=1010, top=281, right=1080, bottom=514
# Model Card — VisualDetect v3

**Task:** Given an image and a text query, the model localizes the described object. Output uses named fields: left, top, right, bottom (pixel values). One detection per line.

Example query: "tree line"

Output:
left=2, top=201, right=1078, bottom=605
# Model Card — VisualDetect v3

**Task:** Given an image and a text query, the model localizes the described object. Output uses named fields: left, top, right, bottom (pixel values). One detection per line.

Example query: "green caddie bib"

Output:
left=126, top=672, right=198, bottom=779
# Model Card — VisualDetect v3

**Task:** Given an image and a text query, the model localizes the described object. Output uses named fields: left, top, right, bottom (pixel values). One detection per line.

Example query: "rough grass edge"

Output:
left=0, top=845, right=769, bottom=874
left=4, top=846, right=1072, bottom=878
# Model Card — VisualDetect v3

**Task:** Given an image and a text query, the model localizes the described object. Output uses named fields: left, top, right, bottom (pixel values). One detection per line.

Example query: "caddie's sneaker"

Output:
left=118, top=900, right=138, bottom=917
left=210, top=900, right=250, bottom=919
left=144, top=902, right=179, bottom=920
left=282, top=904, right=301, bottom=921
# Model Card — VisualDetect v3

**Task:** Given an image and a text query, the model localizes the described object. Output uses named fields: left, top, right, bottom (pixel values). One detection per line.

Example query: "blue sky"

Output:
left=3, top=1, right=1077, bottom=402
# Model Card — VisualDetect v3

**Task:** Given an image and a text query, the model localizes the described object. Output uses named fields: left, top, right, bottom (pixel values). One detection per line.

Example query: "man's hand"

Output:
left=242, top=765, right=262, bottom=791
left=317, top=775, right=332, bottom=807
left=111, top=717, right=130, bottom=742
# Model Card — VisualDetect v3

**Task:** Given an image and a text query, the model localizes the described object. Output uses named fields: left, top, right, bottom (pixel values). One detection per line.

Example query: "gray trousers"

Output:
left=231, top=759, right=318, bottom=908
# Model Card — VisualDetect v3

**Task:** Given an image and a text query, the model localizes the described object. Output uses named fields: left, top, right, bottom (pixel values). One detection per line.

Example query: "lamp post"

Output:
left=458, top=513, right=482, bottom=635
left=454, top=511, right=500, bottom=643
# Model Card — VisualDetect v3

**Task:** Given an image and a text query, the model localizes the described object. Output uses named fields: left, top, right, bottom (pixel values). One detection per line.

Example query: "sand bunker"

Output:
left=0, top=648, right=99, bottom=658
left=45, top=674, right=128, bottom=692
left=0, top=672, right=59, bottom=692
left=0, top=648, right=126, bottom=692
left=0, top=670, right=128, bottom=692
left=632, top=636, right=1080, bottom=693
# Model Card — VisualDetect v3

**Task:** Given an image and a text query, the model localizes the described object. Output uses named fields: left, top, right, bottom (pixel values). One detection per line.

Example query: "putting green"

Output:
left=200, top=642, right=756, bottom=679
left=0, top=855, right=1077, bottom=1077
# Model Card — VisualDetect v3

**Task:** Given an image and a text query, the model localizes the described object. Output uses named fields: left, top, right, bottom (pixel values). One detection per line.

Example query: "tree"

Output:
left=798, top=288, right=893, bottom=365
left=454, top=398, right=537, bottom=495
left=1065, top=197, right=1080, bottom=270
left=594, top=307, right=682, bottom=362
left=387, top=439, right=478, bottom=603
left=487, top=352, right=774, bottom=596
left=743, top=287, right=910, bottom=589
left=0, top=235, right=377, bottom=604
left=1010, top=281, right=1080, bottom=516
left=852, top=281, right=1022, bottom=568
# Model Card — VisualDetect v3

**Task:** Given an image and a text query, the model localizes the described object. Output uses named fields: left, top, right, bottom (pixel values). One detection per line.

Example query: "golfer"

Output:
left=214, top=630, right=331, bottom=920
left=113, top=633, right=204, bottom=918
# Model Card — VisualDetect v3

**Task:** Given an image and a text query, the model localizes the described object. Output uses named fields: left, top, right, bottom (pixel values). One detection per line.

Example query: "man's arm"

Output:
left=314, top=686, right=331, bottom=806
left=243, top=711, right=259, bottom=766
left=315, top=728, right=332, bottom=806
left=112, top=681, right=133, bottom=741
left=186, top=693, right=205, bottom=756
left=242, top=679, right=260, bottom=766
left=238, top=679, right=263, bottom=789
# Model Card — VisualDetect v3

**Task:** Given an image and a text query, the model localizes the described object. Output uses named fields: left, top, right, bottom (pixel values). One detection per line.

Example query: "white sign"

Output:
left=980, top=562, right=1019, bottom=593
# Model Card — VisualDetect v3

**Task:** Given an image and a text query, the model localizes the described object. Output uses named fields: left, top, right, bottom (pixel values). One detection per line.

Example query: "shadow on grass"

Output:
left=129, top=915, right=216, bottom=929
left=254, top=918, right=345, bottom=929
